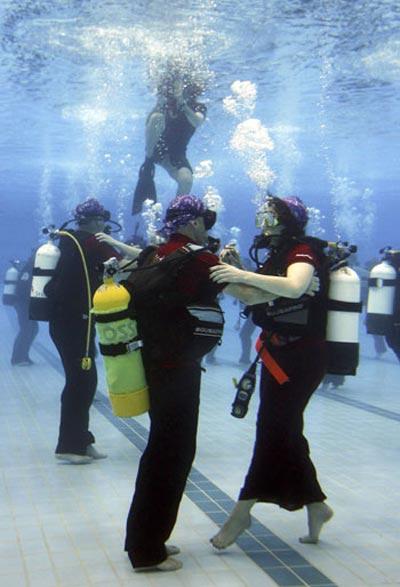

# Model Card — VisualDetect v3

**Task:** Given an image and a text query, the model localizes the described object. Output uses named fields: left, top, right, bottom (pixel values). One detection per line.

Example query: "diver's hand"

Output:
left=219, top=246, right=243, bottom=268
left=210, top=263, right=246, bottom=284
left=306, top=275, right=320, bottom=296
left=95, top=232, right=118, bottom=247
left=156, top=94, right=168, bottom=110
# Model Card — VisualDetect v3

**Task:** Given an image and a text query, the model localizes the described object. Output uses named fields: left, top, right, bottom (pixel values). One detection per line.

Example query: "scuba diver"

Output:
left=9, top=253, right=39, bottom=366
left=209, top=195, right=333, bottom=548
left=132, top=70, right=207, bottom=215
left=124, top=195, right=224, bottom=572
left=44, top=199, right=123, bottom=464
left=366, top=248, right=400, bottom=363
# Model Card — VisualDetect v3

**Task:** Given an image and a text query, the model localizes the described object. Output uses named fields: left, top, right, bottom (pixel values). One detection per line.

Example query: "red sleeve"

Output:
left=286, top=244, right=319, bottom=269
left=84, top=235, right=123, bottom=264
left=177, top=251, right=224, bottom=298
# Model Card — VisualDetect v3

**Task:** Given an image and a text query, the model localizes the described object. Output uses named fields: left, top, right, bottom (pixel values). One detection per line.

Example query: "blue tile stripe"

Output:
left=34, top=340, right=336, bottom=587
left=317, top=388, right=400, bottom=422
left=95, top=393, right=337, bottom=587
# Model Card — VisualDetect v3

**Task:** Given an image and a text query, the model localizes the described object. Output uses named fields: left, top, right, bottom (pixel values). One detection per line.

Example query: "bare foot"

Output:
left=299, top=502, right=334, bottom=544
left=134, top=557, right=183, bottom=572
left=210, top=499, right=256, bottom=549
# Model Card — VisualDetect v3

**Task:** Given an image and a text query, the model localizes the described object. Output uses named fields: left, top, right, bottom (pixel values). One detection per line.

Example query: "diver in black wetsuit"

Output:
left=10, top=253, right=39, bottom=366
left=45, top=199, right=122, bottom=464
left=132, top=73, right=206, bottom=215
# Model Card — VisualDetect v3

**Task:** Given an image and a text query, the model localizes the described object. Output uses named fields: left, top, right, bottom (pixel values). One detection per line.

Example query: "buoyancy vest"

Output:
left=123, top=243, right=224, bottom=363
left=249, top=237, right=329, bottom=339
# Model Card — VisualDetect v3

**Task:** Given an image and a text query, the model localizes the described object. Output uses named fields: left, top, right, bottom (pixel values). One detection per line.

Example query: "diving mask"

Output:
left=255, top=206, right=280, bottom=233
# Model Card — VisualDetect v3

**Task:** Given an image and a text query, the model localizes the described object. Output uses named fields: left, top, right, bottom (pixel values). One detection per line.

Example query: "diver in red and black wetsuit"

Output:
left=125, top=195, right=224, bottom=572
left=209, top=195, right=334, bottom=548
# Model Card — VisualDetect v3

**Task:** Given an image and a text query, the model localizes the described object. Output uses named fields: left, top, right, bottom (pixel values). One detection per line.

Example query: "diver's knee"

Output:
left=147, top=112, right=164, bottom=125
left=176, top=167, right=193, bottom=193
left=146, top=112, right=165, bottom=133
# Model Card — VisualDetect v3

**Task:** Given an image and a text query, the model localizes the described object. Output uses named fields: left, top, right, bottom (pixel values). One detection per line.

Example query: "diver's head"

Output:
left=162, top=194, right=216, bottom=246
left=158, top=66, right=182, bottom=98
left=73, top=198, right=111, bottom=234
left=182, top=76, right=204, bottom=103
left=256, top=195, right=308, bottom=242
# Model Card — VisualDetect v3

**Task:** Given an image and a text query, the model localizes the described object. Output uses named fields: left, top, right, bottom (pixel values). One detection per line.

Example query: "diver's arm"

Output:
left=210, top=262, right=316, bottom=299
left=145, top=106, right=166, bottom=157
left=180, top=102, right=205, bottom=128
left=95, top=233, right=142, bottom=260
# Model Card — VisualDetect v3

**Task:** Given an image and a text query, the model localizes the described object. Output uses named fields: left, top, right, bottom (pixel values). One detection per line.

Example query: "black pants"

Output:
left=125, top=361, right=202, bottom=567
left=385, top=325, right=400, bottom=362
left=373, top=335, right=387, bottom=356
left=50, top=315, right=97, bottom=455
left=11, top=303, right=39, bottom=364
left=240, top=339, right=327, bottom=511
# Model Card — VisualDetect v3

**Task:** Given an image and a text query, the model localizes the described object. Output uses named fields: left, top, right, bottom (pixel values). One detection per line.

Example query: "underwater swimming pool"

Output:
left=0, top=0, right=399, bottom=265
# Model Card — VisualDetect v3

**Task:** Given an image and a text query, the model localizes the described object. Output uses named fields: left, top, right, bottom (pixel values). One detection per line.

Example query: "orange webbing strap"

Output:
left=255, top=335, right=290, bottom=385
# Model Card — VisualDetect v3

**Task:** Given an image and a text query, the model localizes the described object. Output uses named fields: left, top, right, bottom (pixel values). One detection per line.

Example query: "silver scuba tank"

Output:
left=326, top=265, right=361, bottom=376
left=366, top=253, right=397, bottom=336
left=29, top=238, right=61, bottom=321
left=2, top=260, right=21, bottom=306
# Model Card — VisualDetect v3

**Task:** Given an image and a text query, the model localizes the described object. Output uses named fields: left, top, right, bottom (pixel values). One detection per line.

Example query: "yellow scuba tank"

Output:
left=92, top=265, right=149, bottom=418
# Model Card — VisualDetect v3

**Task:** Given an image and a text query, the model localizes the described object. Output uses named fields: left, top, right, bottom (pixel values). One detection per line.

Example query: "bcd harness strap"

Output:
left=255, top=335, right=290, bottom=385
left=368, top=278, right=397, bottom=288
left=32, top=267, right=55, bottom=277
left=327, top=300, right=363, bottom=313
left=94, top=309, right=132, bottom=323
left=99, top=337, right=143, bottom=357
left=94, top=312, right=142, bottom=356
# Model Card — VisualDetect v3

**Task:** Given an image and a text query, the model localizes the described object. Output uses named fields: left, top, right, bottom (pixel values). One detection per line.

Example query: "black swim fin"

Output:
left=132, top=158, right=157, bottom=215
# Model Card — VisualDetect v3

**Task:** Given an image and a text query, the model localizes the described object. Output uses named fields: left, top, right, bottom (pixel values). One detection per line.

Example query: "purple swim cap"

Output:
left=73, top=198, right=110, bottom=223
left=281, top=196, right=308, bottom=229
left=162, top=194, right=206, bottom=235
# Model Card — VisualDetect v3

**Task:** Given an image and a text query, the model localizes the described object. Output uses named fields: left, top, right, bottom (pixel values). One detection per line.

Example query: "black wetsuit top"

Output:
left=152, top=102, right=207, bottom=170
left=45, top=231, right=120, bottom=317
